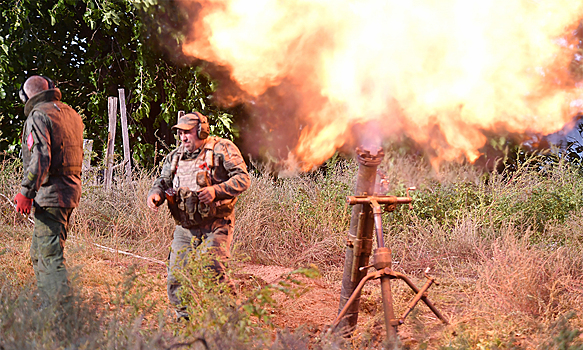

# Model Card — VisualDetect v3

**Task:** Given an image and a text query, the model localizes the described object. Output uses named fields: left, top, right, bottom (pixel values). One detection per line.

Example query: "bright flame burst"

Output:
left=179, top=0, right=583, bottom=170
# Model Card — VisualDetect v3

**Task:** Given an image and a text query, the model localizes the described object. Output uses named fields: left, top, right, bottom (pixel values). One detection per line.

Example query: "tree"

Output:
left=0, top=0, right=235, bottom=168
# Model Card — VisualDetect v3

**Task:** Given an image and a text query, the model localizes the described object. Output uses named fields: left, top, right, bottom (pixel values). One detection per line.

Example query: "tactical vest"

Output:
left=173, top=138, right=216, bottom=191
left=170, top=137, right=237, bottom=228
left=30, top=101, right=84, bottom=175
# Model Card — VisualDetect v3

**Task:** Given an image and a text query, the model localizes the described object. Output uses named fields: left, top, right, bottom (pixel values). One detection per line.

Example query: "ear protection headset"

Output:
left=192, top=111, right=210, bottom=139
left=19, top=76, right=55, bottom=103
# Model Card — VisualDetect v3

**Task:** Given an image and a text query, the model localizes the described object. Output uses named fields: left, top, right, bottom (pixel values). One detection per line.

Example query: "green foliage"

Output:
left=541, top=312, right=583, bottom=350
left=0, top=0, right=236, bottom=168
left=389, top=150, right=583, bottom=236
left=407, top=181, right=486, bottom=225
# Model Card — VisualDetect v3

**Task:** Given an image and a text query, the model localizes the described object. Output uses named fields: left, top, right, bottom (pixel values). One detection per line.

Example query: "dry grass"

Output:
left=0, top=150, right=582, bottom=349
left=234, top=160, right=355, bottom=270
left=74, top=166, right=174, bottom=262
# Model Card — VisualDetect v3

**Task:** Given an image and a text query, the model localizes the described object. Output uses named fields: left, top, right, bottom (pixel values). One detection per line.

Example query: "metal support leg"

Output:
left=380, top=274, right=398, bottom=341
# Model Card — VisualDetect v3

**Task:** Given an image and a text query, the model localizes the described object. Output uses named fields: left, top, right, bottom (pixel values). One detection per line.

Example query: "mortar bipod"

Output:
left=331, top=192, right=448, bottom=341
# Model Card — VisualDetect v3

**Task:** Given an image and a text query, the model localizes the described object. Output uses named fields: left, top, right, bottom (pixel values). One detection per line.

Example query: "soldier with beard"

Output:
left=147, top=112, right=250, bottom=320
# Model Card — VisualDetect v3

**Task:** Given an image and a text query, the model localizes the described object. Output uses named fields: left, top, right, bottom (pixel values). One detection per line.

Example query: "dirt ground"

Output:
left=237, top=263, right=343, bottom=332
left=234, top=262, right=436, bottom=347
left=72, top=245, right=448, bottom=347
left=1, top=233, right=447, bottom=348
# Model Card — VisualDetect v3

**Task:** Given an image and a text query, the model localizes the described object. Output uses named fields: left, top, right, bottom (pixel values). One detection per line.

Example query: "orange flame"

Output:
left=179, top=0, right=583, bottom=170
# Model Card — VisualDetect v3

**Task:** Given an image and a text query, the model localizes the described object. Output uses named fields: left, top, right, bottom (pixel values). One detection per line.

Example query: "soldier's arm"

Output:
left=147, top=151, right=176, bottom=203
left=213, top=140, right=251, bottom=199
left=20, top=112, right=51, bottom=199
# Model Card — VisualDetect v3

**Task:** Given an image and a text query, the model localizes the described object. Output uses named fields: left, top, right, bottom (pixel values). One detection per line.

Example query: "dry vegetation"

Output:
left=0, top=149, right=582, bottom=349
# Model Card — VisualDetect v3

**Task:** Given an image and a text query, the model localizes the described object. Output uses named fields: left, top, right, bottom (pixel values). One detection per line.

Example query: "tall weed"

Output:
left=0, top=270, right=169, bottom=350
left=74, top=165, right=174, bottom=262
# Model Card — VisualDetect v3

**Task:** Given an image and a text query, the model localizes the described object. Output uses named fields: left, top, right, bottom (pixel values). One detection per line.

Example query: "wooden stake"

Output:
left=82, top=139, right=93, bottom=173
left=104, top=97, right=118, bottom=190
left=118, top=88, right=132, bottom=183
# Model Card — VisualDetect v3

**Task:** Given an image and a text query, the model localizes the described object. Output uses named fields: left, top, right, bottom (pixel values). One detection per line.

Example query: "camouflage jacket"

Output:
left=20, top=89, right=84, bottom=208
left=148, top=136, right=251, bottom=204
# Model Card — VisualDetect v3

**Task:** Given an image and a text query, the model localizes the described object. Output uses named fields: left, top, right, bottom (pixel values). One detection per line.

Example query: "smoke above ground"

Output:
left=176, top=0, right=583, bottom=171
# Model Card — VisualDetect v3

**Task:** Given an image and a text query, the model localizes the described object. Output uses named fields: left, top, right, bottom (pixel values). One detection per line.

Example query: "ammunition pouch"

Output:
left=174, top=187, right=204, bottom=228
left=168, top=187, right=236, bottom=228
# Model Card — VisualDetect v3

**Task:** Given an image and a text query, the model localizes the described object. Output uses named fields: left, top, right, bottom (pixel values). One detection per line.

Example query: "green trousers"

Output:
left=167, top=217, right=233, bottom=309
left=30, top=206, right=73, bottom=302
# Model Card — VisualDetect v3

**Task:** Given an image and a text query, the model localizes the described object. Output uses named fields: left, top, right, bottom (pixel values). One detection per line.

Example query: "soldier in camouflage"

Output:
left=14, top=75, right=84, bottom=305
left=147, top=112, right=250, bottom=320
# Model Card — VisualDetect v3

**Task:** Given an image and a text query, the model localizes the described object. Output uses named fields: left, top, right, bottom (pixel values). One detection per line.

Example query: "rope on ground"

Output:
left=0, top=193, right=166, bottom=266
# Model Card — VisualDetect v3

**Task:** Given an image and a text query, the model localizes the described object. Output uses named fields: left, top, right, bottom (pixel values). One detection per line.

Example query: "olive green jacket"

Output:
left=20, top=89, right=84, bottom=208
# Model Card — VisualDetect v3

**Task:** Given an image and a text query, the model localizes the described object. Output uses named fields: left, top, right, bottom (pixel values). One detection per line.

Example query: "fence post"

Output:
left=82, top=139, right=93, bottom=174
left=104, top=97, right=118, bottom=190
left=118, top=88, right=132, bottom=183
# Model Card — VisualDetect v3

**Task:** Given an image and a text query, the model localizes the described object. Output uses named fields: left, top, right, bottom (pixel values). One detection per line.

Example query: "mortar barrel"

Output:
left=336, top=146, right=384, bottom=336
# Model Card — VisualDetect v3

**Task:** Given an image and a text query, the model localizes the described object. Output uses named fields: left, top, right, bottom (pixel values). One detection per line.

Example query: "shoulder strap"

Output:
left=203, top=137, right=218, bottom=168
left=170, top=145, right=185, bottom=177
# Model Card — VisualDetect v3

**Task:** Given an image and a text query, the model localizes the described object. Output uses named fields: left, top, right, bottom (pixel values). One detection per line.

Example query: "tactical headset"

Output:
left=192, top=111, right=210, bottom=140
left=19, top=76, right=55, bottom=103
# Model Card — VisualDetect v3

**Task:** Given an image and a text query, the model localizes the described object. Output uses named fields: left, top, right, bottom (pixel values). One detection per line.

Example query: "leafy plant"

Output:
left=0, top=0, right=236, bottom=168
left=541, top=312, right=583, bottom=350
left=172, top=240, right=321, bottom=344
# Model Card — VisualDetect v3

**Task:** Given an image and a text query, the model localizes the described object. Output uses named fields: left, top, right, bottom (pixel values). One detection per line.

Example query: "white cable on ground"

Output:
left=1, top=193, right=166, bottom=266
left=90, top=243, right=166, bottom=266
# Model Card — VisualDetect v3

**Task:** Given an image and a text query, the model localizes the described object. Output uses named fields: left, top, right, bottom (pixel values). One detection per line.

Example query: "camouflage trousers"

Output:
left=167, top=217, right=233, bottom=309
left=30, top=206, right=73, bottom=303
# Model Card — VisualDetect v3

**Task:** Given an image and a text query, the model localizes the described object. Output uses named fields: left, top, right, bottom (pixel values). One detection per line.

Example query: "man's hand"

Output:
left=147, top=193, right=162, bottom=211
left=197, top=186, right=216, bottom=205
left=14, top=193, right=32, bottom=215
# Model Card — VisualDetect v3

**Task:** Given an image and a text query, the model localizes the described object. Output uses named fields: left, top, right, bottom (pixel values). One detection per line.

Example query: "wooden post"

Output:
left=118, top=88, right=132, bottom=183
left=82, top=139, right=93, bottom=173
left=176, top=110, right=185, bottom=146
left=104, top=97, right=118, bottom=190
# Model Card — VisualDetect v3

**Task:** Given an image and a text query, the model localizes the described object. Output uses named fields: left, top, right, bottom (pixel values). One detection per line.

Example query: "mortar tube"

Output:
left=336, top=147, right=384, bottom=336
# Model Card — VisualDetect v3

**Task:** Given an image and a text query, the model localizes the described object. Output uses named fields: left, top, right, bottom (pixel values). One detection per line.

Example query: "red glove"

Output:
left=14, top=193, right=32, bottom=215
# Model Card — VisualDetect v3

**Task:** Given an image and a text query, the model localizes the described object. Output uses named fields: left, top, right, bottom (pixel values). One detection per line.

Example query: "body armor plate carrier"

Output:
left=168, top=137, right=236, bottom=228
